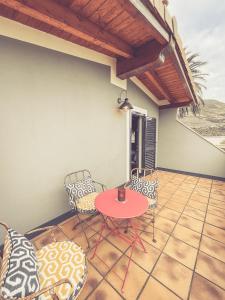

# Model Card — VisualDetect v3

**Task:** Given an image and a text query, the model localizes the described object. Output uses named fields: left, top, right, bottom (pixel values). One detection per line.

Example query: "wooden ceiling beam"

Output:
left=117, top=40, right=165, bottom=79
left=0, top=0, right=133, bottom=58
left=117, top=40, right=176, bottom=103
left=162, top=38, right=196, bottom=103
left=159, top=100, right=192, bottom=109
left=144, top=70, right=176, bottom=103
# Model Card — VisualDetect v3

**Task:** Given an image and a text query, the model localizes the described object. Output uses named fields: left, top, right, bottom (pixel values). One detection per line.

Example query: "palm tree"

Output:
left=178, top=50, right=208, bottom=118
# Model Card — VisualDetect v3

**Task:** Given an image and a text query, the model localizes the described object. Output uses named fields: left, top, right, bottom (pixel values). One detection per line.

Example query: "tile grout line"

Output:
left=81, top=200, right=163, bottom=299
left=57, top=218, right=126, bottom=299
left=87, top=175, right=225, bottom=298
left=136, top=174, right=189, bottom=299
left=102, top=172, right=181, bottom=299
left=139, top=175, right=205, bottom=299
left=83, top=226, right=127, bottom=300
left=103, top=216, right=155, bottom=298
left=187, top=179, right=213, bottom=300
left=35, top=172, right=224, bottom=299
left=85, top=216, right=155, bottom=299
left=86, top=185, right=224, bottom=298
left=86, top=257, right=126, bottom=300
left=62, top=181, right=225, bottom=298
left=201, top=233, right=225, bottom=246
left=156, top=213, right=202, bottom=235
left=160, top=176, right=201, bottom=299
left=136, top=174, right=184, bottom=298
left=186, top=202, right=225, bottom=219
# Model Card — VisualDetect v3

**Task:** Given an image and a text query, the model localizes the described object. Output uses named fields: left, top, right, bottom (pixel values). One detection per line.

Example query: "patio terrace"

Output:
left=31, top=170, right=225, bottom=300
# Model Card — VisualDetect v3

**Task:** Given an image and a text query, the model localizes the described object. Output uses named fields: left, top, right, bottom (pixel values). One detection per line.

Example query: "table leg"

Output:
left=90, top=217, right=107, bottom=260
left=124, top=219, right=129, bottom=234
left=130, top=219, right=147, bottom=253
left=90, top=216, right=147, bottom=293
left=120, top=219, right=147, bottom=292
left=121, top=240, right=136, bottom=293
left=101, top=214, right=112, bottom=230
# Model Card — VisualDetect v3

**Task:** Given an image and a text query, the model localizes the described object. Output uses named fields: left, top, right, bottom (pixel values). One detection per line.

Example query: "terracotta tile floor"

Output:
left=32, top=171, right=225, bottom=300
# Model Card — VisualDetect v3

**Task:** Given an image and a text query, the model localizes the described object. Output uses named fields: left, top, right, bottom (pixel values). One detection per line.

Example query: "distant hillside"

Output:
left=179, top=100, right=225, bottom=137
left=178, top=100, right=225, bottom=151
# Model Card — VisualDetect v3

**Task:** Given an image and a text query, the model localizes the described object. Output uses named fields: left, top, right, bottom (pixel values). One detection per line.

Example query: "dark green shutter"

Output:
left=143, top=117, right=156, bottom=169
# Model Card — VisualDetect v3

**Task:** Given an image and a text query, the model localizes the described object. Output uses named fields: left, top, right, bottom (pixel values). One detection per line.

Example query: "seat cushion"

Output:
left=76, top=192, right=98, bottom=214
left=36, top=241, right=87, bottom=300
left=65, top=177, right=96, bottom=209
left=0, top=229, right=39, bottom=299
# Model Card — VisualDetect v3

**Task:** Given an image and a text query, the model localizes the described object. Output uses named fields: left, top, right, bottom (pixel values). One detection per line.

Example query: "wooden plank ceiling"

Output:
left=0, top=0, right=196, bottom=108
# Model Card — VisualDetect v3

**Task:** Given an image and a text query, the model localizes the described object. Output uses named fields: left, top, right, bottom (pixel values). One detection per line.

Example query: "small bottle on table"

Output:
left=118, top=186, right=126, bottom=202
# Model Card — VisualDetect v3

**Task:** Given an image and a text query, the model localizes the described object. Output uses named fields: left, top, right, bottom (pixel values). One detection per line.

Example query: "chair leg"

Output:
left=151, top=209, right=157, bottom=243
left=76, top=213, right=90, bottom=250
left=50, top=292, right=59, bottom=300
left=124, top=219, right=129, bottom=234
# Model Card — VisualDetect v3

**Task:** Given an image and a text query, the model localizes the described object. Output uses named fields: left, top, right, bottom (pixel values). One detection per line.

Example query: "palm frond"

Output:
left=187, top=53, right=200, bottom=62
left=194, top=81, right=207, bottom=89
left=178, top=48, right=208, bottom=118
left=192, top=75, right=207, bottom=81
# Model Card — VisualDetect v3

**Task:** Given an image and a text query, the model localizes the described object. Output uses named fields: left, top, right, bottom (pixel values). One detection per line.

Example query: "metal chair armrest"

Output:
left=0, top=222, right=9, bottom=231
left=26, top=226, right=59, bottom=243
left=22, top=279, right=72, bottom=300
left=124, top=181, right=131, bottom=189
left=27, top=226, right=56, bottom=235
left=92, top=181, right=107, bottom=191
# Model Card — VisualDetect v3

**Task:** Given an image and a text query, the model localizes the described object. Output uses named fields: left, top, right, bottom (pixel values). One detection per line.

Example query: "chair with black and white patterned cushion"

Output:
left=64, top=169, right=106, bottom=249
left=125, top=168, right=159, bottom=242
left=0, top=222, right=87, bottom=300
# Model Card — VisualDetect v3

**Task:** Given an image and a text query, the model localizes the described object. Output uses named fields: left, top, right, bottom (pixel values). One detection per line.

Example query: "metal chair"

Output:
left=64, top=169, right=106, bottom=249
left=125, top=168, right=158, bottom=242
left=0, top=222, right=87, bottom=300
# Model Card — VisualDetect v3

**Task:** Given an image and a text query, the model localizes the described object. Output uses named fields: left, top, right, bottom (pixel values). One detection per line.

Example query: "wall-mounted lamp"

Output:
left=117, top=90, right=134, bottom=111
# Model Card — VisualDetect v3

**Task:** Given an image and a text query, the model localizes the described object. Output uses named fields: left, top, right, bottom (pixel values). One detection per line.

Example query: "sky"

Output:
left=168, top=0, right=225, bottom=102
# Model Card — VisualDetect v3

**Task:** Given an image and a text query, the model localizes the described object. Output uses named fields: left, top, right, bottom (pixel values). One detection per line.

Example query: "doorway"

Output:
left=130, top=112, right=144, bottom=171
left=127, top=107, right=157, bottom=180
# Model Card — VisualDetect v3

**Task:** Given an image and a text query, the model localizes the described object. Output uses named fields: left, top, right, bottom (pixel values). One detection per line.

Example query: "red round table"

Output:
left=95, top=188, right=148, bottom=219
left=91, top=188, right=149, bottom=292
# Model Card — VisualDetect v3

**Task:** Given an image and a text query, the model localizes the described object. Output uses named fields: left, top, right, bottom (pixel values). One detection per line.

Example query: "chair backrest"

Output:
left=0, top=221, right=9, bottom=254
left=131, top=168, right=158, bottom=185
left=64, top=169, right=92, bottom=186
left=0, top=222, right=9, bottom=262
left=0, top=222, right=9, bottom=232
left=131, top=168, right=155, bottom=179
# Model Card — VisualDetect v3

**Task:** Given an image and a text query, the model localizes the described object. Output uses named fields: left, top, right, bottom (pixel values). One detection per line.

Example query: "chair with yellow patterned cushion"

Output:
left=0, top=222, right=87, bottom=300
left=64, top=170, right=106, bottom=248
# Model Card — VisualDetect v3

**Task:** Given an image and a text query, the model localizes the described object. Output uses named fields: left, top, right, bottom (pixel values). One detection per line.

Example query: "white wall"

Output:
left=0, top=36, right=158, bottom=234
left=158, top=108, right=225, bottom=178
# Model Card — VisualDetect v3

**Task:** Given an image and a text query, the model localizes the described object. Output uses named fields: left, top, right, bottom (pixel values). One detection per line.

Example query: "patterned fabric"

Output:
left=65, top=177, right=96, bottom=209
left=0, top=229, right=40, bottom=299
left=36, top=241, right=87, bottom=300
left=76, top=192, right=98, bottom=214
left=131, top=176, right=158, bottom=207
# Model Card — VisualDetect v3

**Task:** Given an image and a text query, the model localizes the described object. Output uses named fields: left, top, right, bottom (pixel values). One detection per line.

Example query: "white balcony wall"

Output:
left=158, top=108, right=225, bottom=179
left=0, top=36, right=158, bottom=234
